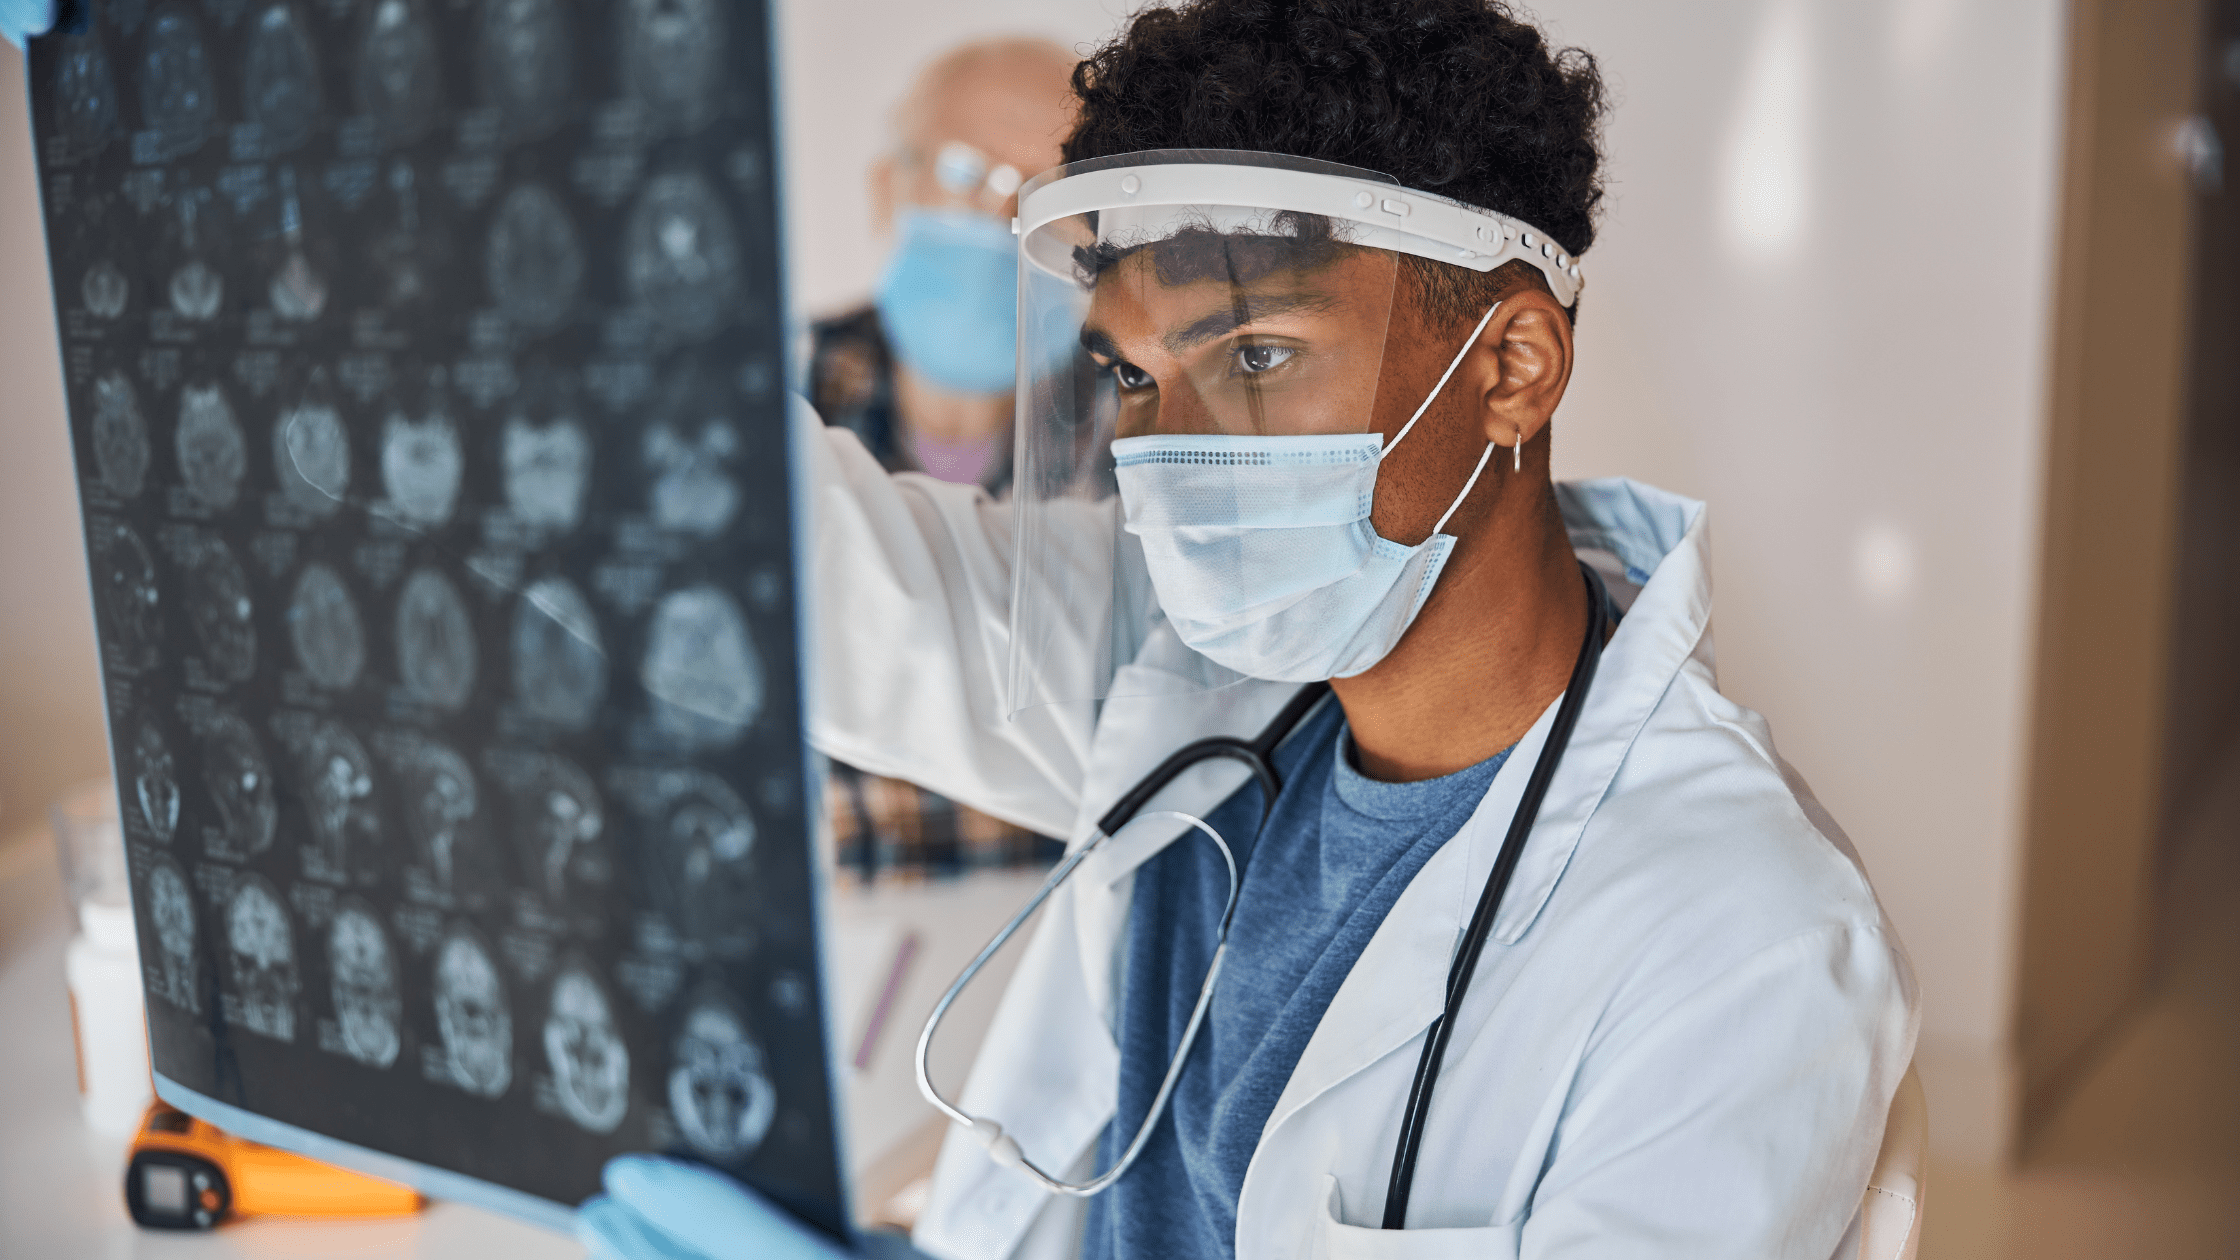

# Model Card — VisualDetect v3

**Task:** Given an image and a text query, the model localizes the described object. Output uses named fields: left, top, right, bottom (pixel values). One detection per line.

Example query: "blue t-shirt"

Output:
left=1081, top=700, right=1512, bottom=1260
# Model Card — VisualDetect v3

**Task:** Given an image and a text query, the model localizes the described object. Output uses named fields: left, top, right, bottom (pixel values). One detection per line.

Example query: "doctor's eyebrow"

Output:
left=1162, top=292, right=1337, bottom=353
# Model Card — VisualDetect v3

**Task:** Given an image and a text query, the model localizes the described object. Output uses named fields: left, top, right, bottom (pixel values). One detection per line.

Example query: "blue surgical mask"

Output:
left=874, top=209, right=1019, bottom=394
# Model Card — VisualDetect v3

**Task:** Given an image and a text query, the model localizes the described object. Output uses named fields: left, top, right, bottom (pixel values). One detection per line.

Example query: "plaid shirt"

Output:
left=809, top=307, right=1053, bottom=882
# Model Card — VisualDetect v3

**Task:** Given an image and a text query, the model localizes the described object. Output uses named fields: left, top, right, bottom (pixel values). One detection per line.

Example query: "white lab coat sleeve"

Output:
left=796, top=396, right=1091, bottom=837
left=1518, top=922, right=1918, bottom=1260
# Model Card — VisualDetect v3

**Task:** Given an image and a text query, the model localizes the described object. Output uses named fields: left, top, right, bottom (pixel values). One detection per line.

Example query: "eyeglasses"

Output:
left=899, top=140, right=1024, bottom=213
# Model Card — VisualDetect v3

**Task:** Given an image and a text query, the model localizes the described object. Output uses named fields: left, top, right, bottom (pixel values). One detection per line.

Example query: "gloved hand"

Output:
left=579, top=1156, right=927, bottom=1260
left=1, top=0, right=55, bottom=49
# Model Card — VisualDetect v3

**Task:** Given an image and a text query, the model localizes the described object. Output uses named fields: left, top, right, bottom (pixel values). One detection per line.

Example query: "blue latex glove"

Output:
left=579, top=1156, right=927, bottom=1260
left=1, top=0, right=55, bottom=48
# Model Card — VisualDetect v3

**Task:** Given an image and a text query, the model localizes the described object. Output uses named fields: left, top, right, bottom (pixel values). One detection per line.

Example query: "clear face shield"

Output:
left=1007, top=150, right=1582, bottom=715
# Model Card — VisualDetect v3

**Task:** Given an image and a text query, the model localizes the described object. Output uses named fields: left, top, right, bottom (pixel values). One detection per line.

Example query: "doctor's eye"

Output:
left=1110, top=361, right=1154, bottom=391
left=1233, top=344, right=1296, bottom=375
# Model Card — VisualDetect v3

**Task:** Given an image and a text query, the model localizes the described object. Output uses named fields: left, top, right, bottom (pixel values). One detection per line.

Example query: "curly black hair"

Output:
left=1065, top=0, right=1607, bottom=327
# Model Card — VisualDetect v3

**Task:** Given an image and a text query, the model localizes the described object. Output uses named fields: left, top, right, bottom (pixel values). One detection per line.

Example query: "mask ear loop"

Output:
left=1380, top=303, right=1503, bottom=458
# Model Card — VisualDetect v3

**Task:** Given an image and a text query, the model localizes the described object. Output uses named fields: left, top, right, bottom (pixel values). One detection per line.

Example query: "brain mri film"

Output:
left=380, top=406, right=463, bottom=528
left=195, top=707, right=278, bottom=859
left=501, top=415, right=589, bottom=531
left=91, top=370, right=149, bottom=500
left=328, top=901, right=402, bottom=1069
left=476, top=0, right=570, bottom=139
left=226, top=876, right=300, bottom=1042
left=138, top=6, right=217, bottom=161
left=668, top=998, right=775, bottom=1161
left=486, top=751, right=601, bottom=904
left=642, top=584, right=761, bottom=748
left=274, top=395, right=351, bottom=517
left=146, top=857, right=200, bottom=1012
left=543, top=966, right=629, bottom=1133
left=624, top=172, right=740, bottom=339
left=268, top=169, right=329, bottom=322
left=355, top=0, right=441, bottom=147
left=134, top=722, right=181, bottom=843
left=614, top=768, right=754, bottom=947
left=395, top=566, right=477, bottom=709
left=175, top=383, right=248, bottom=513
left=644, top=416, right=739, bottom=537
left=618, top=0, right=722, bottom=135
left=273, top=712, right=380, bottom=879
left=512, top=577, right=604, bottom=728
left=485, top=184, right=582, bottom=332
left=81, top=259, right=129, bottom=319
left=373, top=732, right=480, bottom=897
left=89, top=521, right=160, bottom=670
left=242, top=3, right=322, bottom=155
left=178, top=533, right=257, bottom=683
left=433, top=928, right=513, bottom=1098
left=287, top=563, right=366, bottom=690
left=53, top=34, right=121, bottom=155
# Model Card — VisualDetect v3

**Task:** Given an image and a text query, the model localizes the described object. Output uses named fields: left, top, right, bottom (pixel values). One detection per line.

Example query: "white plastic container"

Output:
left=51, top=783, right=153, bottom=1134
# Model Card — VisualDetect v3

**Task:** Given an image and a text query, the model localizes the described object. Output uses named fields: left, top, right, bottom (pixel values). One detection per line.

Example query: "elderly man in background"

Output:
left=811, top=37, right=1077, bottom=883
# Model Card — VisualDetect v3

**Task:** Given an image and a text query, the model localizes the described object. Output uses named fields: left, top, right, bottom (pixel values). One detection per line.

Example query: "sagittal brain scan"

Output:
left=544, top=965, right=629, bottom=1133
left=433, top=927, right=512, bottom=1098
left=328, top=901, right=402, bottom=1068
left=668, top=997, right=775, bottom=1160
left=34, top=0, right=841, bottom=1226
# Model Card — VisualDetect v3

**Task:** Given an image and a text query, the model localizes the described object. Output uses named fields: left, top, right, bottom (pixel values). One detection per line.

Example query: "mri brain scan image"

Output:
left=434, top=928, right=512, bottom=1098
left=146, top=857, right=199, bottom=1012
left=512, top=577, right=604, bottom=728
left=53, top=34, right=121, bottom=154
left=543, top=966, right=629, bottom=1133
left=329, top=902, right=402, bottom=1069
left=242, top=3, right=322, bottom=155
left=668, top=998, right=775, bottom=1161
left=396, top=566, right=478, bottom=709
left=133, top=721, right=181, bottom=843
left=624, top=172, right=740, bottom=339
left=81, top=260, right=129, bottom=319
left=618, top=0, right=722, bottom=135
left=196, top=707, right=278, bottom=859
left=641, top=584, right=762, bottom=748
left=91, top=370, right=149, bottom=500
left=373, top=732, right=480, bottom=896
left=89, top=521, right=160, bottom=670
left=476, top=0, right=570, bottom=139
left=614, top=767, right=755, bottom=946
left=176, top=383, right=247, bottom=513
left=273, top=713, right=380, bottom=878
left=643, top=417, right=739, bottom=537
left=287, top=563, right=366, bottom=690
left=226, top=876, right=300, bottom=1041
left=380, top=406, right=464, bottom=528
left=356, top=0, right=441, bottom=147
left=274, top=395, right=351, bottom=517
left=138, top=6, right=217, bottom=160
left=502, top=415, right=589, bottom=531
left=486, top=750, right=602, bottom=904
left=485, top=184, right=582, bottom=333
left=178, top=533, right=257, bottom=683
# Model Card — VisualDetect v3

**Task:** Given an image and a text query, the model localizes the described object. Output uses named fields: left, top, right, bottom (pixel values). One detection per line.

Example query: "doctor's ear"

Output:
left=1475, top=290, right=1574, bottom=448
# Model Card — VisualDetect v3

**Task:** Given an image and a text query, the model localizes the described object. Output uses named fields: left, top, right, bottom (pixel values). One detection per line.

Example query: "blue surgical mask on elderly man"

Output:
left=874, top=209, right=1020, bottom=394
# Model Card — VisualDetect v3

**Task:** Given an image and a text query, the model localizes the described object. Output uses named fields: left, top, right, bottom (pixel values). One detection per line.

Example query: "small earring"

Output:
left=1512, top=428, right=1524, bottom=473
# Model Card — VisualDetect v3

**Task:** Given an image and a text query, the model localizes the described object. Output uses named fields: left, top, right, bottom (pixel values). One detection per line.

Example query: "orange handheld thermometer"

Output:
left=125, top=1102, right=424, bottom=1230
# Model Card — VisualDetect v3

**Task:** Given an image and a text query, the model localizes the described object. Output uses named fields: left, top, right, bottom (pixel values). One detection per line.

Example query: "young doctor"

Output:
left=583, top=2, right=1921, bottom=1252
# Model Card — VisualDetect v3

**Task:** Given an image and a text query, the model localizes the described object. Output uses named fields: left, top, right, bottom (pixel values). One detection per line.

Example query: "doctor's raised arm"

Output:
left=588, top=2, right=1919, bottom=1259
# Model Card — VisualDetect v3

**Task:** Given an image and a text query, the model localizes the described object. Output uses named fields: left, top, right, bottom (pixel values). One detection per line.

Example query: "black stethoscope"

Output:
left=917, top=565, right=1609, bottom=1228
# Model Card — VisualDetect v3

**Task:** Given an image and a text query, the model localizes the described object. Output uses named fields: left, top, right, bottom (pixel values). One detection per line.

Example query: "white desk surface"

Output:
left=0, top=820, right=1042, bottom=1257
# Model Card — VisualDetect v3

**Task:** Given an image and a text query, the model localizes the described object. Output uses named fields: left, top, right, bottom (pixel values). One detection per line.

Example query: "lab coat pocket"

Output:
left=1309, top=1175, right=1523, bottom=1260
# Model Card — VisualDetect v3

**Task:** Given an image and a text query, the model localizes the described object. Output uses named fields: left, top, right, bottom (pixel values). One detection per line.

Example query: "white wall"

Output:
left=775, top=0, right=2070, bottom=1163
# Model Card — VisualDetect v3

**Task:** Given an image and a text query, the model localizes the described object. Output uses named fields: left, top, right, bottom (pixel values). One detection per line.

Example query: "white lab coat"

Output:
left=800, top=400, right=1920, bottom=1260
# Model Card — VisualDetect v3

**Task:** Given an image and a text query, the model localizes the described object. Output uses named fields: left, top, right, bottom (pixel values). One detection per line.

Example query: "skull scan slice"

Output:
left=668, top=1000, right=775, bottom=1160
left=225, top=878, right=299, bottom=1041
left=380, top=408, right=463, bottom=527
left=91, top=370, right=150, bottom=500
left=242, top=3, right=322, bottom=155
left=488, top=751, right=601, bottom=903
left=375, top=733, right=478, bottom=894
left=624, top=173, right=740, bottom=338
left=485, top=184, right=582, bottom=332
left=434, top=929, right=512, bottom=1097
left=395, top=566, right=477, bottom=710
left=138, top=6, right=218, bottom=160
left=642, top=585, right=761, bottom=748
left=477, top=0, right=571, bottom=139
left=501, top=416, right=589, bottom=531
left=133, top=722, right=181, bottom=842
left=147, top=859, right=199, bottom=1011
left=618, top=0, right=721, bottom=135
left=543, top=967, right=629, bottom=1133
left=180, top=535, right=257, bottom=683
left=82, top=260, right=130, bottom=319
left=273, top=714, right=378, bottom=876
left=55, top=35, right=122, bottom=154
left=356, top=0, right=441, bottom=147
left=198, top=709, right=277, bottom=858
left=511, top=577, right=604, bottom=728
left=274, top=400, right=351, bottom=517
left=328, top=903, right=401, bottom=1068
left=644, top=417, right=739, bottom=537
left=287, top=563, right=366, bottom=689
left=90, top=522, right=160, bottom=670
left=616, top=767, right=755, bottom=945
left=175, top=384, right=247, bottom=512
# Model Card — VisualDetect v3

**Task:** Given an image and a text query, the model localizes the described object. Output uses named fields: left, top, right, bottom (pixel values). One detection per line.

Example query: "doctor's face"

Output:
left=1081, top=244, right=1399, bottom=441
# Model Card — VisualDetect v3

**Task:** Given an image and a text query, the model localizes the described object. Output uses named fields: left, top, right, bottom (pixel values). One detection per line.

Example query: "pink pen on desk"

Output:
left=854, top=931, right=921, bottom=1071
